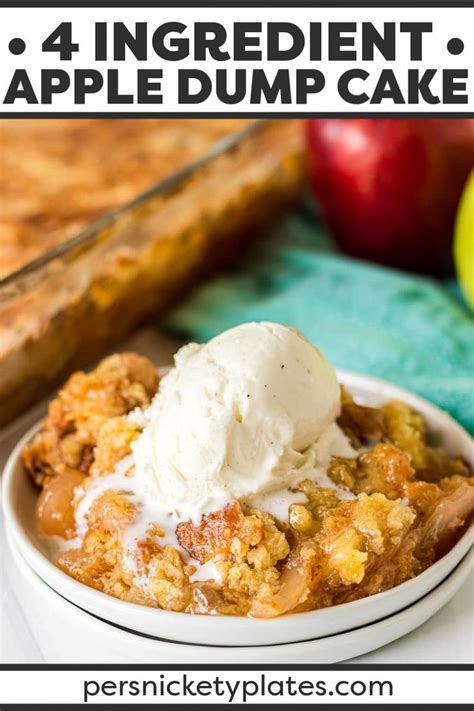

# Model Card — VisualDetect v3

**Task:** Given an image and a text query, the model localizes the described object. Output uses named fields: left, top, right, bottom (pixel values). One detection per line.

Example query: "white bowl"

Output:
left=5, top=523, right=473, bottom=663
left=2, top=370, right=473, bottom=647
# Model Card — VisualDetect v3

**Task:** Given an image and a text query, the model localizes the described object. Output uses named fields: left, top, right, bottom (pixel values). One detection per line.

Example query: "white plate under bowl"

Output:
left=5, top=524, right=472, bottom=663
left=2, top=370, right=473, bottom=647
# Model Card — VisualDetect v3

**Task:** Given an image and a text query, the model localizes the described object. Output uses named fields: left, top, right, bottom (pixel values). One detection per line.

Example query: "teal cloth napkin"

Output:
left=162, top=206, right=474, bottom=434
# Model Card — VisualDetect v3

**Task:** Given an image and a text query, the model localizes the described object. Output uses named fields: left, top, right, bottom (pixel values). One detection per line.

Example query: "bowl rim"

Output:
left=5, top=522, right=473, bottom=660
left=2, top=368, right=473, bottom=639
left=5, top=521, right=472, bottom=662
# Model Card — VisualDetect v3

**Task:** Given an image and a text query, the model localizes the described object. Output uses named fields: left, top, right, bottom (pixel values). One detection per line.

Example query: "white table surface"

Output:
left=1, top=328, right=473, bottom=665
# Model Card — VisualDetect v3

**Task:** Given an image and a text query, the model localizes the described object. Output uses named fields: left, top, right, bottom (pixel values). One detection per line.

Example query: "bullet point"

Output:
left=9, top=37, right=26, bottom=55
left=447, top=38, right=464, bottom=55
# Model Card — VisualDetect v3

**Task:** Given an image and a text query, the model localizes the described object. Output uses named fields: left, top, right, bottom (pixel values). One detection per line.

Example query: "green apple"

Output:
left=454, top=171, right=474, bottom=309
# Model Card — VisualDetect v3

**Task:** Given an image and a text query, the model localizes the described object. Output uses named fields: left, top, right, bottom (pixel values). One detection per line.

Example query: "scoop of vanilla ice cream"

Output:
left=133, top=322, right=340, bottom=522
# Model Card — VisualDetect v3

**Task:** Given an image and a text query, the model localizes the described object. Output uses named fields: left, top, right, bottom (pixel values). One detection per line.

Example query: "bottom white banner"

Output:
left=0, top=668, right=472, bottom=705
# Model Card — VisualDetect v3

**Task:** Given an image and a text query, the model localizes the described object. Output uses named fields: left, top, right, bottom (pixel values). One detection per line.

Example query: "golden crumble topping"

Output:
left=23, top=352, right=158, bottom=486
left=0, top=119, right=250, bottom=279
left=24, top=354, right=474, bottom=617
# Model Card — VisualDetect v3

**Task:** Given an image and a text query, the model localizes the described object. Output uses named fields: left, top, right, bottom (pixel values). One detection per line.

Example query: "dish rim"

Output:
left=5, top=522, right=472, bottom=662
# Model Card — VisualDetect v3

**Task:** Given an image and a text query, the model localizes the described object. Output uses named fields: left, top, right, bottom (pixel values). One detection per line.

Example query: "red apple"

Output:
left=306, top=119, right=474, bottom=274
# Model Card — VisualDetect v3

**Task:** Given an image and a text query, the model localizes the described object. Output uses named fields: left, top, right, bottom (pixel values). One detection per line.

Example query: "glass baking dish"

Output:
left=0, top=119, right=305, bottom=426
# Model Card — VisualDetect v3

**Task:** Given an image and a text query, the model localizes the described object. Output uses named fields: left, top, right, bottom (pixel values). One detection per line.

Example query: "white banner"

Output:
left=0, top=668, right=472, bottom=704
left=0, top=4, right=473, bottom=114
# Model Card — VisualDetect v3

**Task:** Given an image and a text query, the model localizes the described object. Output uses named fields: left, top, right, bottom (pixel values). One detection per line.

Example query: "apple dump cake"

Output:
left=23, top=323, right=473, bottom=617
left=0, top=118, right=252, bottom=279
left=0, top=120, right=304, bottom=427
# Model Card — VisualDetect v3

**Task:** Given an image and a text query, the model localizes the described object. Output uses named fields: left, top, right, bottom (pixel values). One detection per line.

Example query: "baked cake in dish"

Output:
left=0, top=121, right=304, bottom=426
left=0, top=119, right=251, bottom=279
